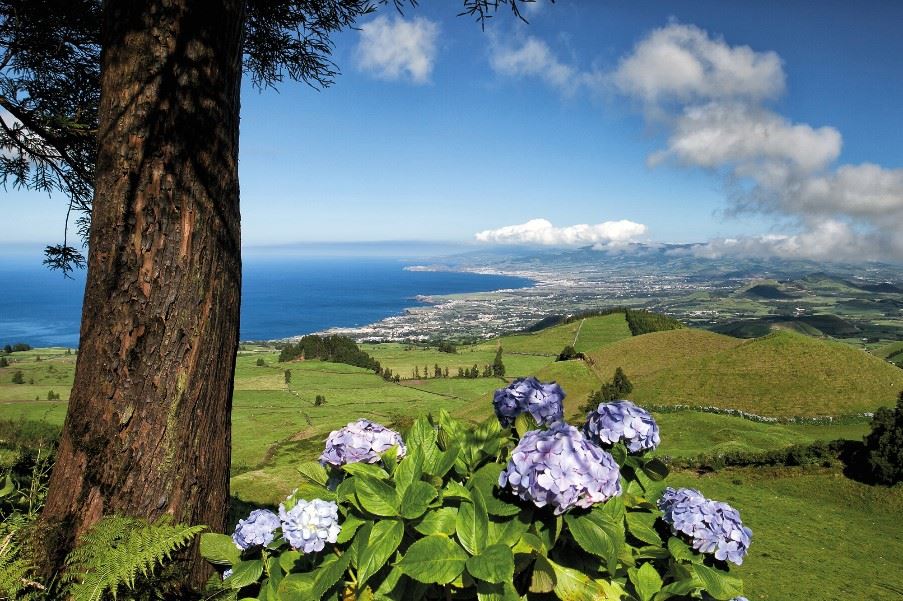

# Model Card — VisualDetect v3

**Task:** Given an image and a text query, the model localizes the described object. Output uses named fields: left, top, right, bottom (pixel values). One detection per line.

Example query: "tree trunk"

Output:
left=38, top=0, right=245, bottom=588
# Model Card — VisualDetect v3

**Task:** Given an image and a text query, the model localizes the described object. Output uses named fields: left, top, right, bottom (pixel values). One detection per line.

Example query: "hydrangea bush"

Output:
left=202, top=379, right=750, bottom=600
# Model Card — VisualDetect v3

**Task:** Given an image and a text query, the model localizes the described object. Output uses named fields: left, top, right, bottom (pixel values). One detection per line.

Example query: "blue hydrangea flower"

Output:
left=499, top=423, right=621, bottom=514
left=493, top=377, right=565, bottom=428
left=658, top=487, right=752, bottom=565
left=279, top=498, right=341, bottom=554
left=319, top=419, right=406, bottom=468
left=583, top=400, right=661, bottom=453
left=231, top=508, right=281, bottom=550
left=730, top=597, right=749, bottom=601
left=222, top=568, right=233, bottom=580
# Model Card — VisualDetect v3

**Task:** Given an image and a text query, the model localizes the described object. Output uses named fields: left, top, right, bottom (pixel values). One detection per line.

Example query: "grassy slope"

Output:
left=669, top=467, right=903, bottom=600
left=875, top=340, right=903, bottom=360
left=475, top=313, right=632, bottom=356
left=589, top=329, right=903, bottom=416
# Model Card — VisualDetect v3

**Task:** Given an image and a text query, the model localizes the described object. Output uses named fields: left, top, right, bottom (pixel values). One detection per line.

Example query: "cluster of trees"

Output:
left=2, top=343, right=32, bottom=354
left=864, top=390, right=903, bottom=485
left=278, top=335, right=381, bottom=373
left=454, top=348, right=506, bottom=379
left=313, top=394, right=327, bottom=407
left=580, top=367, right=633, bottom=413
left=436, top=341, right=457, bottom=354
left=625, top=309, right=683, bottom=336
left=0, top=357, right=8, bottom=367
left=557, top=345, right=586, bottom=361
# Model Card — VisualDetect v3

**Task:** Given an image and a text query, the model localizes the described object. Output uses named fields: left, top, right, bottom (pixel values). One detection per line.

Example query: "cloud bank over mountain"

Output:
left=475, top=218, right=647, bottom=247
left=489, top=22, right=903, bottom=261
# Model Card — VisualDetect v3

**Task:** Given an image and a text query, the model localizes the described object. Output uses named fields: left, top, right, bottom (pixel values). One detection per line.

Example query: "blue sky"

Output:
left=3, top=0, right=903, bottom=261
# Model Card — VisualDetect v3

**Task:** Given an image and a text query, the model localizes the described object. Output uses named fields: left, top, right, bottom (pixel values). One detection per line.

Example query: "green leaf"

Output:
left=514, top=412, right=537, bottom=438
left=488, top=513, right=530, bottom=547
left=373, top=562, right=406, bottom=598
left=0, top=475, right=14, bottom=497
left=398, top=481, right=437, bottom=520
left=538, top=556, right=621, bottom=601
left=226, top=559, right=264, bottom=589
left=465, top=544, right=515, bottom=584
left=199, top=533, right=240, bottom=566
left=310, top=552, right=352, bottom=599
left=470, top=463, right=520, bottom=517
left=655, top=578, right=698, bottom=601
left=429, top=443, right=460, bottom=478
left=279, top=550, right=302, bottom=573
left=297, top=461, right=329, bottom=486
left=443, top=480, right=471, bottom=501
left=395, top=535, right=468, bottom=585
left=666, top=536, right=699, bottom=564
left=529, top=555, right=555, bottom=593
left=393, top=452, right=423, bottom=496
left=512, top=532, right=545, bottom=556
left=629, top=562, right=663, bottom=601
left=336, top=513, right=366, bottom=544
left=626, top=511, right=663, bottom=546
left=691, top=564, right=744, bottom=601
left=456, top=486, right=489, bottom=555
left=343, top=462, right=390, bottom=481
left=357, top=520, right=404, bottom=588
left=564, top=513, right=617, bottom=567
left=356, top=476, right=399, bottom=517
left=641, top=457, right=669, bottom=481
left=476, top=580, right=521, bottom=601
left=277, top=572, right=316, bottom=600
left=414, top=507, right=458, bottom=536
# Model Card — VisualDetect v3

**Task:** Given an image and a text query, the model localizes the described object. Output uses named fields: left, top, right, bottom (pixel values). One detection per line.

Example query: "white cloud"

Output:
left=489, top=37, right=580, bottom=94
left=612, top=23, right=784, bottom=106
left=356, top=16, right=439, bottom=84
left=475, top=218, right=647, bottom=246
left=650, top=103, right=842, bottom=173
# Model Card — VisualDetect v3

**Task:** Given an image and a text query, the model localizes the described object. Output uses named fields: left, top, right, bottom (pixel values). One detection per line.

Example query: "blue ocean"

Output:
left=0, top=257, right=531, bottom=347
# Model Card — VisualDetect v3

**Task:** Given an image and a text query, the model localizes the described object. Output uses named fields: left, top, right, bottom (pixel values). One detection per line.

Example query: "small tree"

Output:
left=2, top=345, right=11, bottom=354
left=581, top=367, right=634, bottom=413
left=434, top=364, right=442, bottom=378
left=864, top=391, right=903, bottom=485
left=492, top=347, right=506, bottom=377
left=314, top=394, right=326, bottom=407
left=284, top=369, right=292, bottom=385
left=0, top=357, right=8, bottom=367
left=256, top=357, right=266, bottom=367
left=557, top=345, right=585, bottom=361
left=11, top=370, right=25, bottom=384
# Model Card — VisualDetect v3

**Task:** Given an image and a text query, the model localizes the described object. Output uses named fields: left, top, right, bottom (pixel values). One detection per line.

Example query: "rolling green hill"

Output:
left=588, top=330, right=903, bottom=416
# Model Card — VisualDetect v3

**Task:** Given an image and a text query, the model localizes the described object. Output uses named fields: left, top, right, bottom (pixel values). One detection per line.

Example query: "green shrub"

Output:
left=864, top=391, right=903, bottom=485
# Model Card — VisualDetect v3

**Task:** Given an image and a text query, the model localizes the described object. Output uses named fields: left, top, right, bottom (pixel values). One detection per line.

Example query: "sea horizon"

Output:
left=0, top=255, right=532, bottom=348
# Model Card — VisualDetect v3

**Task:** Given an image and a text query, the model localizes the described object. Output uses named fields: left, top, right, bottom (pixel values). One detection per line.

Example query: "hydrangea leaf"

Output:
left=393, top=451, right=423, bottom=496
left=414, top=507, right=458, bottom=536
left=199, top=533, right=239, bottom=565
left=278, top=550, right=302, bottom=574
left=514, top=412, right=538, bottom=438
left=443, top=480, right=472, bottom=502
left=358, top=519, right=404, bottom=588
left=399, top=480, right=438, bottom=520
left=469, top=463, right=520, bottom=517
left=396, top=535, right=468, bottom=584
left=336, top=513, right=366, bottom=544
left=456, top=486, right=489, bottom=555
left=466, top=544, right=515, bottom=584
left=564, top=513, right=618, bottom=571
left=667, top=536, right=700, bottom=564
left=309, top=552, right=352, bottom=600
left=297, top=461, right=329, bottom=486
left=529, top=555, right=555, bottom=593
left=476, top=580, right=521, bottom=601
left=277, top=571, right=316, bottom=600
left=428, top=442, right=460, bottom=478
left=543, top=556, right=621, bottom=601
left=656, top=577, right=699, bottom=600
left=691, top=564, right=744, bottom=600
left=225, top=559, right=264, bottom=589
left=488, top=512, right=530, bottom=547
left=642, top=457, right=669, bottom=481
left=628, top=562, right=663, bottom=601
left=512, top=532, right=546, bottom=556
left=342, top=462, right=390, bottom=481
left=355, top=476, right=399, bottom=517
left=626, top=511, right=663, bottom=546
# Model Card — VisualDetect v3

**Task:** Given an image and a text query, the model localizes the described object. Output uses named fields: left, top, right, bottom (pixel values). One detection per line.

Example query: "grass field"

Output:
left=589, top=330, right=903, bottom=417
left=2, top=315, right=902, bottom=601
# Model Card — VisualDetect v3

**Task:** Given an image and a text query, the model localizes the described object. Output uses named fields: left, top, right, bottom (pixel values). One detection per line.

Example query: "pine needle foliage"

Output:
left=63, top=516, right=205, bottom=601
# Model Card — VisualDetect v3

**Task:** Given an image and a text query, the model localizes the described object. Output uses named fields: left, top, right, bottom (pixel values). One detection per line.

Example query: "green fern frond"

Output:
left=64, top=515, right=205, bottom=601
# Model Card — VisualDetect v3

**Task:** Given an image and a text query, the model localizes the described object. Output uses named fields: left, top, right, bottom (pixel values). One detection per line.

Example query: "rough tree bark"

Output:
left=37, top=0, right=245, bottom=586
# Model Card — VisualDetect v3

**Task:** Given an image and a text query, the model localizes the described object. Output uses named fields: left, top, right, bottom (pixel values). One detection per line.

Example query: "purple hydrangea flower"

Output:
left=231, top=508, right=281, bottom=550
left=499, top=423, right=622, bottom=514
left=279, top=498, right=341, bottom=554
left=583, top=400, right=661, bottom=453
left=222, top=568, right=233, bottom=580
left=730, top=598, right=749, bottom=601
left=493, top=377, right=565, bottom=428
left=658, top=487, right=752, bottom=565
left=319, top=419, right=406, bottom=468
